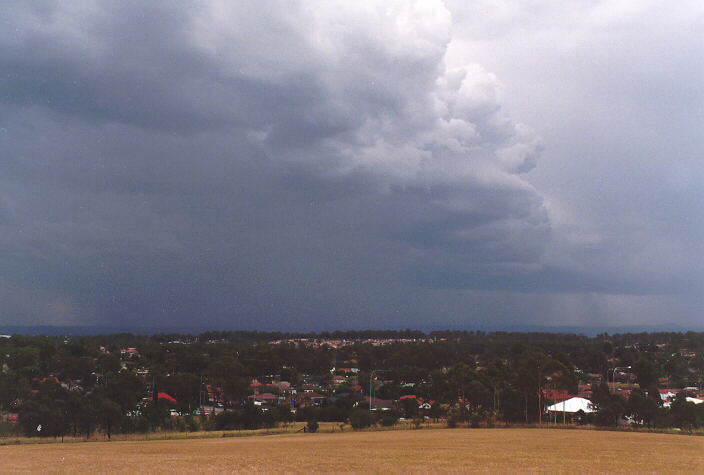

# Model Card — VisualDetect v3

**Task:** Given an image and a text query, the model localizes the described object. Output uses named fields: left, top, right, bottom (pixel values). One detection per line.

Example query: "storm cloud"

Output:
left=0, top=1, right=701, bottom=330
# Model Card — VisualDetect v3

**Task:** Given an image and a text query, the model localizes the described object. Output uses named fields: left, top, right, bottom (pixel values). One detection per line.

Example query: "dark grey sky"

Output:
left=1, top=1, right=702, bottom=331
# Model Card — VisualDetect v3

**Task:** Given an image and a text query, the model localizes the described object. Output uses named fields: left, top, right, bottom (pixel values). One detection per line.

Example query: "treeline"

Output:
left=0, top=330, right=703, bottom=438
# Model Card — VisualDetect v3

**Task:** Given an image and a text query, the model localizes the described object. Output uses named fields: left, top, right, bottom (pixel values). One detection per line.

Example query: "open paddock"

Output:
left=1, top=428, right=703, bottom=472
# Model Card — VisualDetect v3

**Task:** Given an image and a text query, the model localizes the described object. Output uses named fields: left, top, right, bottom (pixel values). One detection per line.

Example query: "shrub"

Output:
left=446, top=407, right=464, bottom=428
left=349, top=408, right=373, bottom=430
left=469, top=413, right=482, bottom=428
left=184, top=415, right=200, bottom=432
left=0, top=420, right=18, bottom=438
left=174, top=417, right=187, bottom=432
left=214, top=404, right=265, bottom=431
left=380, top=412, right=398, bottom=427
left=306, top=420, right=319, bottom=433
left=412, top=414, right=424, bottom=429
left=295, top=406, right=349, bottom=423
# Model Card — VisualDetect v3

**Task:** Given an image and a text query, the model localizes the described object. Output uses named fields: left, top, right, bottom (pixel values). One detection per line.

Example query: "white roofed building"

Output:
left=547, top=396, right=595, bottom=413
left=546, top=397, right=595, bottom=423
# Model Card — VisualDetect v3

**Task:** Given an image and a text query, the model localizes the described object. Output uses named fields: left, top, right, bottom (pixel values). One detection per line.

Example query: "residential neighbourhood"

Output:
left=2, top=330, right=704, bottom=437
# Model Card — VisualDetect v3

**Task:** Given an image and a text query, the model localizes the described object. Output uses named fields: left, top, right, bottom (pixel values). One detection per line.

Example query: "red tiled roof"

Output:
left=148, top=392, right=177, bottom=404
left=544, top=389, right=573, bottom=402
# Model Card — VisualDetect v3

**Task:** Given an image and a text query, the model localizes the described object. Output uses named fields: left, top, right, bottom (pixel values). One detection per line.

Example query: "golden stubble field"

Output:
left=1, top=428, right=703, bottom=473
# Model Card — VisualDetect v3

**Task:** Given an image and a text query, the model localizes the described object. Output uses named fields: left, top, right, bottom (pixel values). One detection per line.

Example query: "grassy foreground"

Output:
left=1, top=428, right=703, bottom=472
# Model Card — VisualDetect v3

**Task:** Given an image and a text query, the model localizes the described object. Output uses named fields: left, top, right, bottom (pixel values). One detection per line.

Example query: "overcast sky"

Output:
left=1, top=1, right=702, bottom=331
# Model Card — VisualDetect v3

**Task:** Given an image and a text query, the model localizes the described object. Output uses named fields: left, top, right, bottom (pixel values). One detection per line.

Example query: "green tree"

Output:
left=633, top=357, right=659, bottom=389
left=670, top=392, right=698, bottom=430
left=207, top=357, right=248, bottom=403
left=446, top=405, right=466, bottom=428
left=591, top=380, right=626, bottom=426
left=627, top=388, right=659, bottom=427
left=105, top=371, right=143, bottom=412
left=97, top=352, right=121, bottom=375
left=18, top=399, right=47, bottom=437
left=400, top=398, right=418, bottom=419
left=485, top=358, right=507, bottom=414
left=65, top=391, right=87, bottom=437
left=517, top=351, right=566, bottom=424
left=141, top=400, right=170, bottom=432
left=97, top=398, right=123, bottom=440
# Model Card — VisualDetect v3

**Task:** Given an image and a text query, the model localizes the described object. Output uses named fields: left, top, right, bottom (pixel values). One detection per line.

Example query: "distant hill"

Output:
left=0, top=323, right=701, bottom=337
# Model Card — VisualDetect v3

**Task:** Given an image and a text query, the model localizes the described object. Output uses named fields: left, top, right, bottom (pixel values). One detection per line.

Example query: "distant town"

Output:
left=1, top=330, right=703, bottom=438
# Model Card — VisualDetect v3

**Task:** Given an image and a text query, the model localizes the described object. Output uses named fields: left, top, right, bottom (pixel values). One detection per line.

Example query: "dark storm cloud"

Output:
left=1, top=1, right=698, bottom=330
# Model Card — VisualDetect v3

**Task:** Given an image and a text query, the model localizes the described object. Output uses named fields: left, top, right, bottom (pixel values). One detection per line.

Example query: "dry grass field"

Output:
left=1, top=428, right=703, bottom=473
